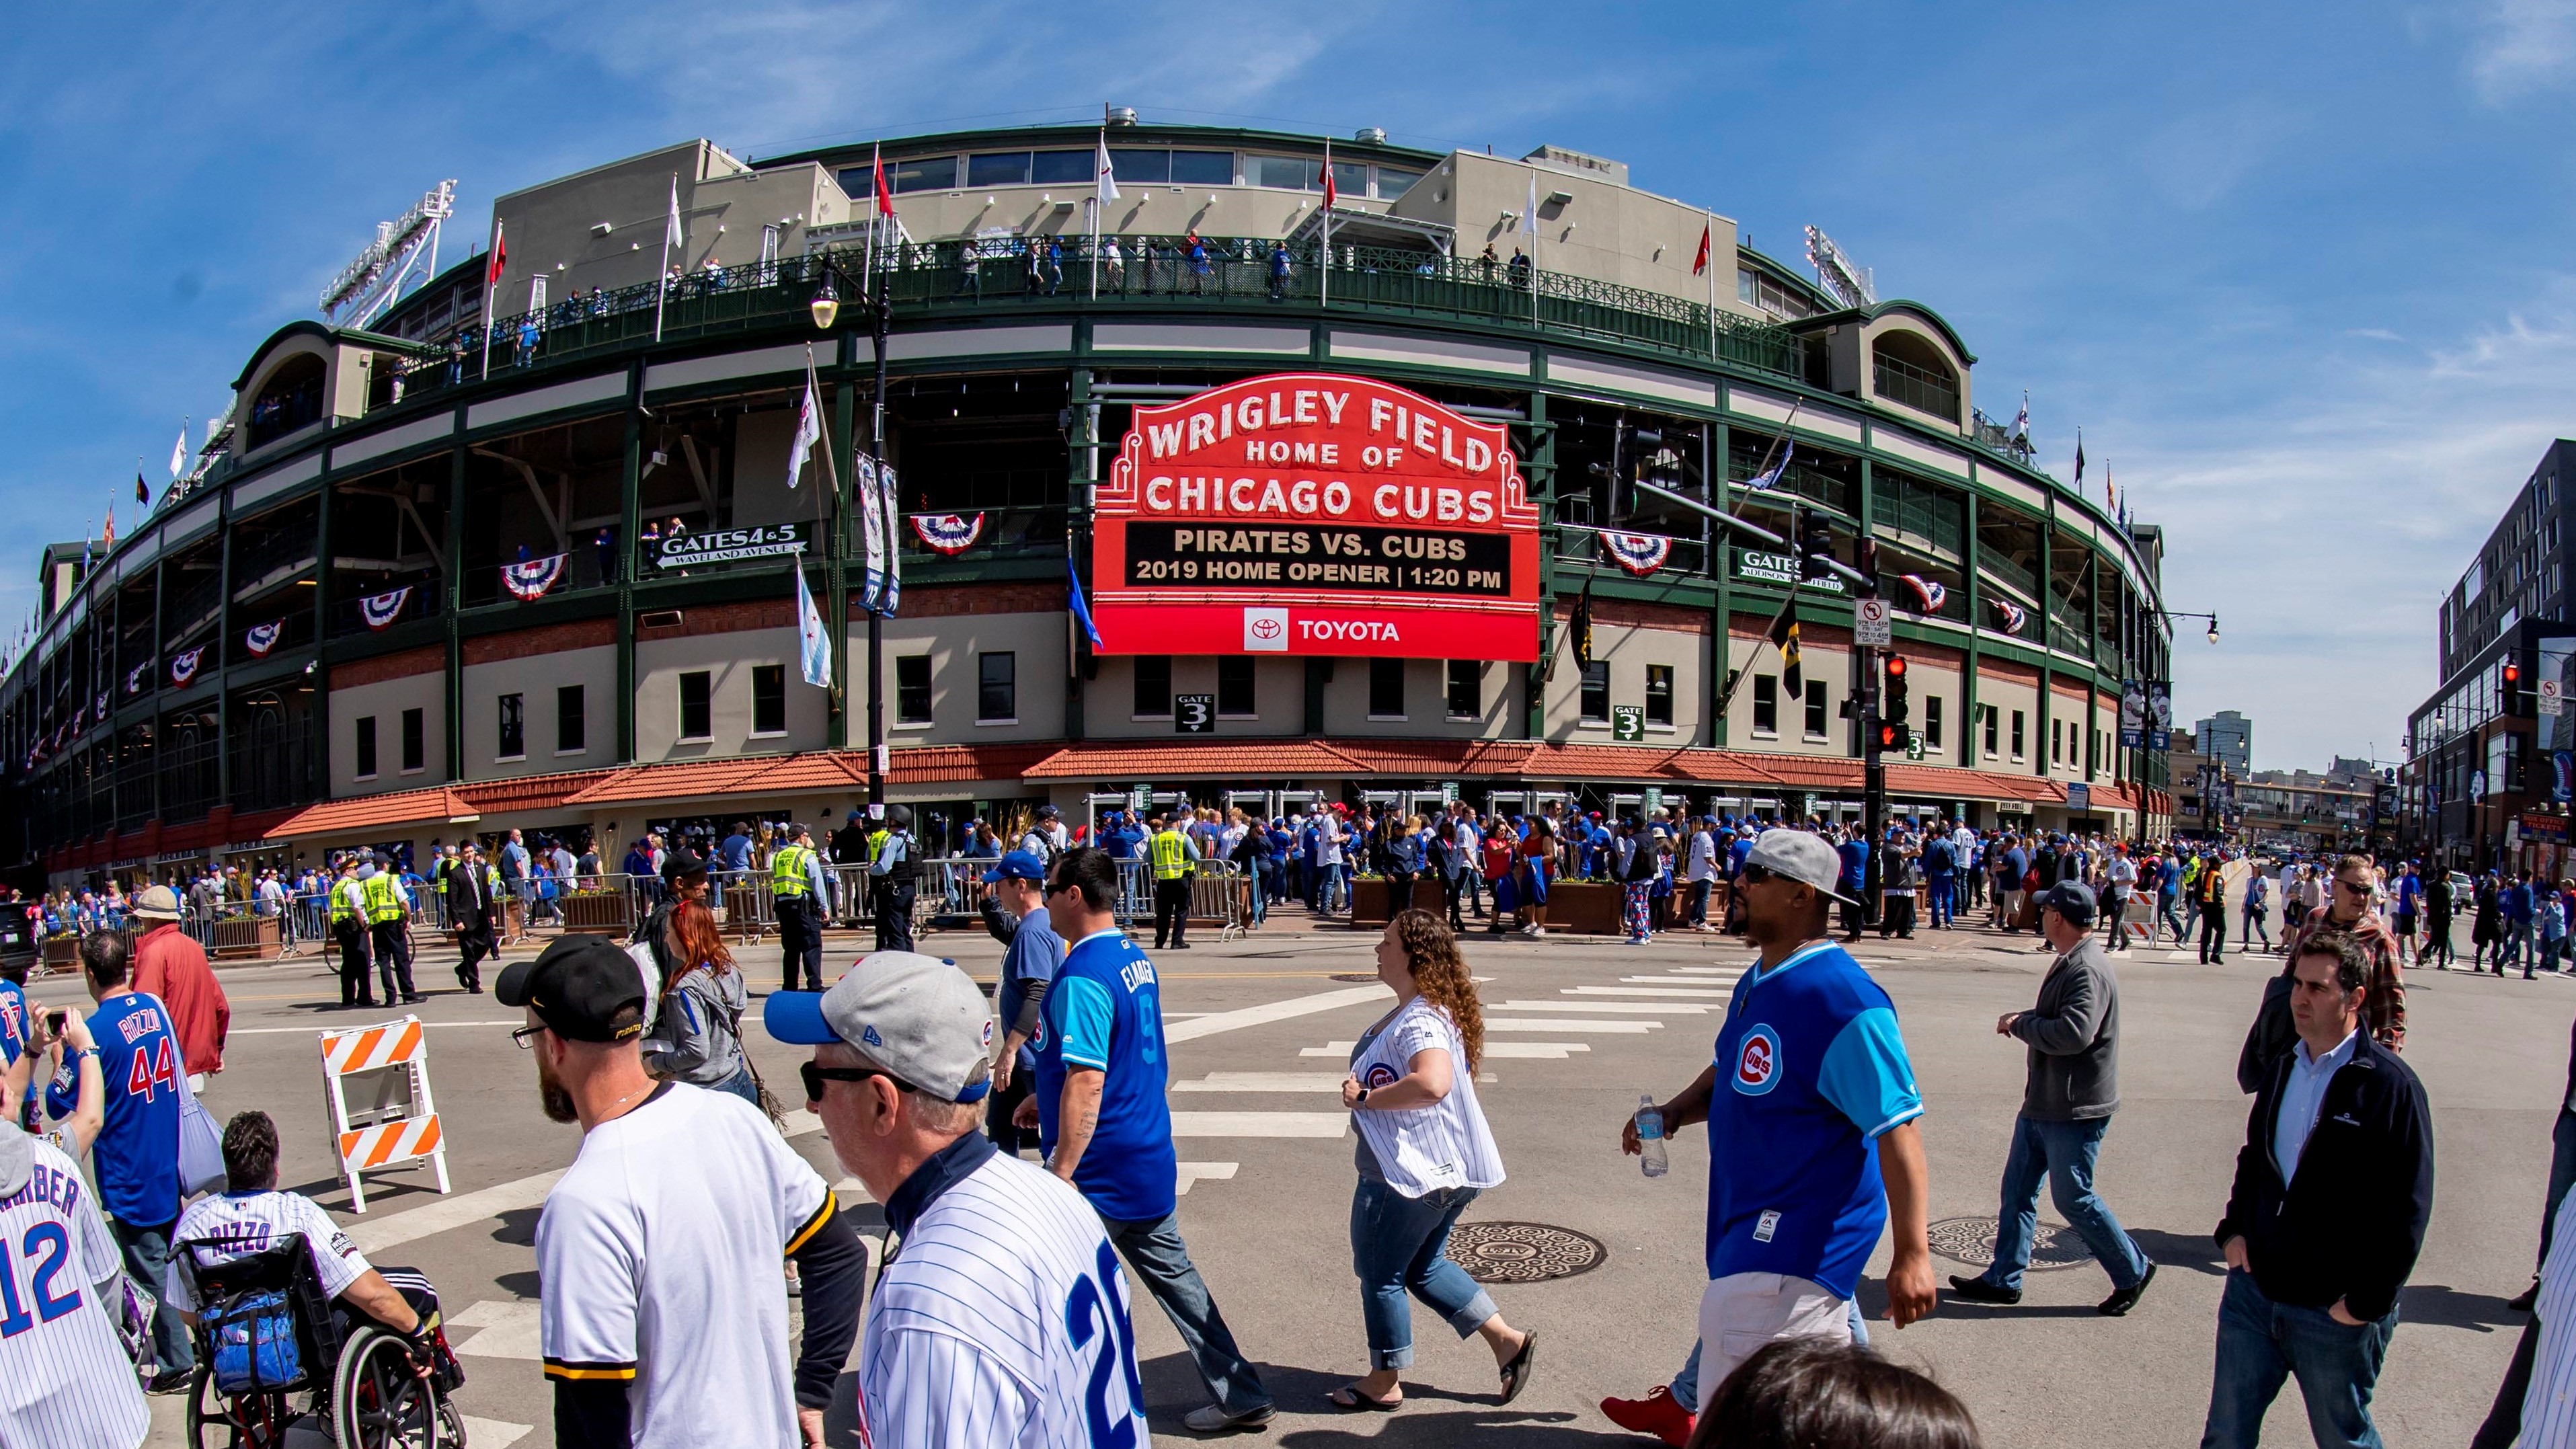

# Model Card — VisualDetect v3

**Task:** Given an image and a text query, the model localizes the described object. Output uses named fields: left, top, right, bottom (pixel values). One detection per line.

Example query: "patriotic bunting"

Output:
left=501, top=553, right=568, bottom=602
left=126, top=662, right=149, bottom=695
left=1990, top=597, right=2028, bottom=635
left=170, top=647, right=204, bottom=687
left=360, top=587, right=412, bottom=630
left=245, top=620, right=284, bottom=656
left=910, top=513, right=986, bottom=555
left=1598, top=529, right=1673, bottom=576
left=1898, top=574, right=1947, bottom=613
left=93, top=691, right=108, bottom=722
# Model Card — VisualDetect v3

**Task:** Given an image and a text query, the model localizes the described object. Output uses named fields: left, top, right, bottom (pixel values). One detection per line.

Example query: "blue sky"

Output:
left=5, top=1, right=2571, bottom=771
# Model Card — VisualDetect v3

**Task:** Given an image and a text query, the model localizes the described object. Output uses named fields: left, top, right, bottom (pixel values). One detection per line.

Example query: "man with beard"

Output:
left=502, top=937, right=865, bottom=1449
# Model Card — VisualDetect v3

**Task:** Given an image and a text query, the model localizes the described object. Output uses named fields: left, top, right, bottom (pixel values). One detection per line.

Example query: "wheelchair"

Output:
left=180, top=1232, right=467, bottom=1448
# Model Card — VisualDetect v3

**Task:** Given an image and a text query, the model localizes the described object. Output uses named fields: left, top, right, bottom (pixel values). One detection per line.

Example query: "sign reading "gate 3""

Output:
left=1094, top=373, right=1539, bottom=660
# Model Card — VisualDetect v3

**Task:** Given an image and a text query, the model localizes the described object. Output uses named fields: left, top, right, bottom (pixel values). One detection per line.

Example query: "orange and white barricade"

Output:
left=318, top=1015, right=451, bottom=1213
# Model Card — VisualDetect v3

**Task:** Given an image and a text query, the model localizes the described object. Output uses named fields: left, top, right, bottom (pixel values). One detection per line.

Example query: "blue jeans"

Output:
left=2542, top=1109, right=2576, bottom=1269
left=1977, top=1113, right=2147, bottom=1292
left=1668, top=1300, right=1868, bottom=1403
left=1245, top=866, right=1266, bottom=926
left=1350, top=1178, right=1495, bottom=1370
left=710, top=1064, right=760, bottom=1108
left=2158, top=891, right=2185, bottom=943
left=1101, top=1210, right=1272, bottom=1415
left=1926, top=874, right=1955, bottom=927
left=2200, top=1269, right=2395, bottom=1449
left=112, top=1216, right=194, bottom=1374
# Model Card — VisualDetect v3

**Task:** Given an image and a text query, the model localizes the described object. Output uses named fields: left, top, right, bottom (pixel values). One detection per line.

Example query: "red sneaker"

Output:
left=1600, top=1385, right=1695, bottom=1446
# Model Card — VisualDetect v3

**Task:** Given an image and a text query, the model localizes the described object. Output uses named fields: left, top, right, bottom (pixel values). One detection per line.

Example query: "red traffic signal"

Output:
left=1885, top=654, right=1908, bottom=678
left=1876, top=721, right=1902, bottom=751
left=2505, top=660, right=2522, bottom=687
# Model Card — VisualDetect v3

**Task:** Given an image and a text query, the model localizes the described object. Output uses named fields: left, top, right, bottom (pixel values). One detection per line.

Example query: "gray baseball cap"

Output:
left=1742, top=828, right=1863, bottom=908
left=763, top=951, right=994, bottom=1103
left=2037, top=879, right=2097, bottom=927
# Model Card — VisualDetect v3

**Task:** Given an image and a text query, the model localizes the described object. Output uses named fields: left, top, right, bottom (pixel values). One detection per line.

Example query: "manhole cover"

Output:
left=1331, top=972, right=1380, bottom=982
left=1926, top=1216, right=2097, bottom=1271
left=1445, top=1222, right=1607, bottom=1284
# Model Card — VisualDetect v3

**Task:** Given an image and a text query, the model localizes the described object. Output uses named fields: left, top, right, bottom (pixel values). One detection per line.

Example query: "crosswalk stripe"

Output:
left=1301, top=1040, right=1590, bottom=1058
left=1487, top=1018, right=1657, bottom=1032
left=1176, top=1163, right=1240, bottom=1195
left=461, top=1419, right=535, bottom=1448
left=1622, top=976, right=1738, bottom=985
left=1176, top=1072, right=1356, bottom=1092
left=1492, top=999, right=1711, bottom=1014
left=1169, top=1111, right=1348, bottom=1137
left=1567, top=986, right=1733, bottom=998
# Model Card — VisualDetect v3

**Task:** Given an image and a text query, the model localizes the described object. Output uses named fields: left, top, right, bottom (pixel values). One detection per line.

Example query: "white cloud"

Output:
left=2468, top=0, right=2576, bottom=100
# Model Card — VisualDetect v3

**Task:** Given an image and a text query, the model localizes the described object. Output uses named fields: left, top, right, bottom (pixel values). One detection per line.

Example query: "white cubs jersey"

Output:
left=0, top=1136, right=149, bottom=1449
left=1349, top=995, right=1505, bottom=1198
left=165, top=1190, right=372, bottom=1314
left=539, top=1081, right=832, bottom=1449
left=859, top=1152, right=1146, bottom=1449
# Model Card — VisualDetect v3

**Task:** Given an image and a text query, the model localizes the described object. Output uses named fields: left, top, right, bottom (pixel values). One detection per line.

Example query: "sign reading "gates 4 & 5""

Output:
left=1093, top=374, right=1539, bottom=660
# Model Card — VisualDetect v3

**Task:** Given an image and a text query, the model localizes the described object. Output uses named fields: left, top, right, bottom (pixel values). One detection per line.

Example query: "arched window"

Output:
left=248, top=354, right=327, bottom=449
left=1871, top=330, right=1959, bottom=424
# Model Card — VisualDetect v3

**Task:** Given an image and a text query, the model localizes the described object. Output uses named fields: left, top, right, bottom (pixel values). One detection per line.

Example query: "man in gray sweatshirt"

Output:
left=1949, top=879, right=2158, bottom=1316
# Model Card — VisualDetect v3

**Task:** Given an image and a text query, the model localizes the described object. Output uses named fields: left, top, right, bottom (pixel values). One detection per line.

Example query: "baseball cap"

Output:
left=2037, top=880, right=2097, bottom=927
left=660, top=848, right=706, bottom=885
left=497, top=937, right=650, bottom=1044
left=1741, top=829, right=1863, bottom=908
left=765, top=951, right=993, bottom=1103
left=982, top=849, right=1049, bottom=885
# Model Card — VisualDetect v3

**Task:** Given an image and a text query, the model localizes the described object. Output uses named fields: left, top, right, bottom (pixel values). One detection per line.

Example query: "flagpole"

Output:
left=863, top=143, right=880, bottom=308
left=655, top=172, right=676, bottom=344
left=1705, top=210, right=1717, bottom=358
left=480, top=219, right=500, bottom=380
left=1091, top=129, right=1102, bottom=302
left=1321, top=141, right=1331, bottom=309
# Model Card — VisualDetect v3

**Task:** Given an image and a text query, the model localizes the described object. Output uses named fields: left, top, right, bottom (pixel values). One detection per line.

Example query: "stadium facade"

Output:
left=3, top=117, right=2177, bottom=884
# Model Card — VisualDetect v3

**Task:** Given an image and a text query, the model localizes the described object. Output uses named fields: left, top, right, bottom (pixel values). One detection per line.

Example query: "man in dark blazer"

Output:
left=448, top=841, right=502, bottom=995
left=2201, top=929, right=2433, bottom=1449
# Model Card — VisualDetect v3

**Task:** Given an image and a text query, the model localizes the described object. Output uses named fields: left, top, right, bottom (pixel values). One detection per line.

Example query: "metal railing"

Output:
left=1871, top=353, right=1960, bottom=423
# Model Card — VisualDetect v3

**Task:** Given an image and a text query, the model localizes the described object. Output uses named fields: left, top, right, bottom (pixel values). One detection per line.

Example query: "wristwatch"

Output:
left=1354, top=1088, right=1371, bottom=1109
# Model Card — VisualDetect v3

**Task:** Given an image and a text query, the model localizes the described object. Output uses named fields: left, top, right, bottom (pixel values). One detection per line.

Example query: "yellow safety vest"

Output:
left=773, top=845, right=814, bottom=898
left=360, top=873, right=404, bottom=926
left=328, top=879, right=358, bottom=923
left=1150, top=828, right=1192, bottom=882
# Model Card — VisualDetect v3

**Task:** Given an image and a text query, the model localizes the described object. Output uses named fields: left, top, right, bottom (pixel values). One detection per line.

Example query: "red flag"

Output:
left=1321, top=165, right=1335, bottom=212
left=488, top=222, right=506, bottom=284
left=1692, top=223, right=1711, bottom=276
left=874, top=155, right=895, bottom=218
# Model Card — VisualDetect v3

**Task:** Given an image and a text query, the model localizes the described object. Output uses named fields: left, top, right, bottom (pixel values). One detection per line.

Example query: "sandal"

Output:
left=1329, top=1382, right=1403, bottom=1411
left=1498, top=1331, right=1540, bottom=1405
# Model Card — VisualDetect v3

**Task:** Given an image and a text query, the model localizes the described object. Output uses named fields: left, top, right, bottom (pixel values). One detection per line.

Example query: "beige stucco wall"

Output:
left=329, top=674, right=444, bottom=795
left=635, top=627, right=828, bottom=760
left=460, top=645, right=617, bottom=779
left=494, top=141, right=853, bottom=311
left=1543, top=623, right=1705, bottom=743
left=874, top=611, right=1066, bottom=743
left=1428, top=151, right=1754, bottom=315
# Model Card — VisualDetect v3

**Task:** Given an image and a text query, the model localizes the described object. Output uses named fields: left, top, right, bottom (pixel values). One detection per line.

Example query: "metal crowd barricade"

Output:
left=709, top=868, right=776, bottom=943
left=1192, top=861, right=1249, bottom=942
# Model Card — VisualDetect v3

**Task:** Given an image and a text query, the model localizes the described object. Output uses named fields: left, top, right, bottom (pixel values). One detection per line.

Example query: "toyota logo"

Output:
left=1250, top=617, right=1282, bottom=639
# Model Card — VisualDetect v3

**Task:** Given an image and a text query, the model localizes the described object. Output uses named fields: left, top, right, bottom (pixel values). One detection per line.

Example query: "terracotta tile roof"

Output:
left=459, top=769, right=621, bottom=814
left=263, top=787, right=484, bottom=840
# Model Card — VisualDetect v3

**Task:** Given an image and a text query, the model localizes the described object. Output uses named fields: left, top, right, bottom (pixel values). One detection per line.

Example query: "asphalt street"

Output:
left=89, top=911, right=2561, bottom=1448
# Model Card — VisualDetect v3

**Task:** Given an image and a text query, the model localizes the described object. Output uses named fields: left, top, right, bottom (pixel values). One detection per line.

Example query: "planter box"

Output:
left=559, top=894, right=635, bottom=933
left=1545, top=881, right=1623, bottom=936
left=1348, top=877, right=1391, bottom=929
left=210, top=915, right=281, bottom=962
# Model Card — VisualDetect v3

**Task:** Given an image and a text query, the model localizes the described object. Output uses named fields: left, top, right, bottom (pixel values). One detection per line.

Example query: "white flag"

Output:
left=787, top=372, right=823, bottom=491
left=666, top=175, right=682, bottom=249
left=794, top=564, right=832, bottom=688
left=1524, top=169, right=1538, bottom=239
left=1095, top=133, right=1120, bottom=205
left=169, top=424, right=188, bottom=480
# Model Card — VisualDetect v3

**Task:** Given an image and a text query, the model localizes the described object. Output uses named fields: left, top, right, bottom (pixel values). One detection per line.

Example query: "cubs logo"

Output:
left=1362, top=1063, right=1400, bottom=1090
left=1029, top=1019, right=1048, bottom=1051
left=1732, top=1025, right=1783, bottom=1095
left=980, top=1019, right=996, bottom=1051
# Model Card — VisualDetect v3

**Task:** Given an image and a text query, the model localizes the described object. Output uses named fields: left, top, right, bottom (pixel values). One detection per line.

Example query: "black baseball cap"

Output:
left=497, top=937, right=649, bottom=1043
left=660, top=848, right=706, bottom=886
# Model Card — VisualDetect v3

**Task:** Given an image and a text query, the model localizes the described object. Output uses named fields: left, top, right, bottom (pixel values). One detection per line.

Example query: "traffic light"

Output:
left=1856, top=538, right=1881, bottom=600
left=1883, top=654, right=1910, bottom=729
left=2505, top=658, right=2526, bottom=715
left=1797, top=507, right=1834, bottom=582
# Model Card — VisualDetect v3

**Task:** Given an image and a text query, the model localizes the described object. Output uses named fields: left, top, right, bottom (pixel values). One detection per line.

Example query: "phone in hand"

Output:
left=42, top=1009, right=67, bottom=1037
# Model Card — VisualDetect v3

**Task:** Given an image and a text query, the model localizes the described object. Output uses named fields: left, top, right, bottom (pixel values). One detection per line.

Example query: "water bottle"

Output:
left=1635, top=1095, right=1669, bottom=1178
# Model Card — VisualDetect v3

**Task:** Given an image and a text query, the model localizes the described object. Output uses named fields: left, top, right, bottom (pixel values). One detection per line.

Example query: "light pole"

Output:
left=811, top=253, right=888, bottom=810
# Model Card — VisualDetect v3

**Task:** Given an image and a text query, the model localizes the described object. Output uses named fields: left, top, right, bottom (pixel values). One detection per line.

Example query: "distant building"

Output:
left=2195, top=709, right=2251, bottom=774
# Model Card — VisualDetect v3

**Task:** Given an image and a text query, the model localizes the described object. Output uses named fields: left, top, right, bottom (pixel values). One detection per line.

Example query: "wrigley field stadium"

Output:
left=1, top=111, right=2179, bottom=886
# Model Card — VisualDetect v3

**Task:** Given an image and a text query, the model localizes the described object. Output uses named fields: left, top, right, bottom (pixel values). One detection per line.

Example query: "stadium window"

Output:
left=1646, top=665, right=1674, bottom=726
left=1108, top=148, right=1171, bottom=184
left=967, top=152, right=1032, bottom=187
left=1331, top=160, right=1368, bottom=198
left=1170, top=150, right=1235, bottom=186
left=1247, top=155, right=1321, bottom=190
left=1446, top=660, right=1480, bottom=719
left=678, top=671, right=712, bottom=741
left=751, top=665, right=786, bottom=737
left=1031, top=150, right=1089, bottom=184
left=1752, top=674, right=1779, bottom=736
left=497, top=693, right=525, bottom=760
left=1376, top=167, right=1423, bottom=200
left=1370, top=658, right=1407, bottom=719
left=1579, top=660, right=1610, bottom=721
left=557, top=685, right=585, bottom=755
left=1218, top=656, right=1256, bottom=717
left=2011, top=709, right=2026, bottom=761
left=1984, top=705, right=1999, bottom=758
left=895, top=654, right=933, bottom=723
left=888, top=155, right=958, bottom=193
left=1925, top=695, right=1944, bottom=752
left=1804, top=680, right=1828, bottom=740
left=978, top=652, right=1017, bottom=723
left=401, top=709, right=424, bottom=773
left=354, top=715, right=377, bottom=780
left=1134, top=656, right=1172, bottom=718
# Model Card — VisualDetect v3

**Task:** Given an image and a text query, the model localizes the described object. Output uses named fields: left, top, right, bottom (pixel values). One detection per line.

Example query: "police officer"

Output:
left=1150, top=807, right=1201, bottom=951
left=870, top=805, right=920, bottom=954
left=360, top=852, right=420, bottom=1004
left=328, top=854, right=374, bottom=1008
left=448, top=842, right=502, bottom=995
left=771, top=823, right=831, bottom=993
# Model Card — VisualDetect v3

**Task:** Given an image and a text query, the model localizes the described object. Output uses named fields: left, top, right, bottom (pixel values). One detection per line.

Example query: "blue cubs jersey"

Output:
left=1031, top=930, right=1176, bottom=1222
left=1706, top=941, right=1922, bottom=1299
left=50, top=992, right=181, bottom=1226
left=0, top=977, right=25, bottom=1069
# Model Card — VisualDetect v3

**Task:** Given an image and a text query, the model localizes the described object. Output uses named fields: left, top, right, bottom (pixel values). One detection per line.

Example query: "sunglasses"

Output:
left=1739, top=863, right=1779, bottom=884
left=800, top=1060, right=922, bottom=1103
left=2335, top=879, right=2373, bottom=896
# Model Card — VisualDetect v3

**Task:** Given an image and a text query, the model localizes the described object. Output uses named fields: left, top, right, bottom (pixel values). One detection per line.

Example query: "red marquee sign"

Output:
left=1093, top=373, right=1539, bottom=660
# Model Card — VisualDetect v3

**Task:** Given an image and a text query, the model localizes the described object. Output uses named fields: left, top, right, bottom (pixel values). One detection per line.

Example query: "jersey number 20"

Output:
left=1062, top=1240, right=1145, bottom=1448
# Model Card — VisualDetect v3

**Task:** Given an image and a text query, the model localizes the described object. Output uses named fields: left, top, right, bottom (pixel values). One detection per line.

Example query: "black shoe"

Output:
left=1947, top=1274, right=2021, bottom=1305
left=1168, top=941, right=1193, bottom=949
left=467, top=985, right=483, bottom=994
left=147, top=1368, right=194, bottom=1395
left=2511, top=1279, right=2540, bottom=1313
left=403, top=994, right=426, bottom=1005
left=2099, top=1258, right=2157, bottom=1317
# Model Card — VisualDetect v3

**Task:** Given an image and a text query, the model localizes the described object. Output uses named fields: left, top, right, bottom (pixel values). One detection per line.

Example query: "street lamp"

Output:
left=809, top=278, right=838, bottom=331
left=2159, top=608, right=2219, bottom=645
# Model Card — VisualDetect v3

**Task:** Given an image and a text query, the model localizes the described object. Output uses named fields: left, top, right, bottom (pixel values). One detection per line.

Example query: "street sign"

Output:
left=1440, top=781, right=1460, bottom=804
left=1905, top=732, right=1925, bottom=761
left=1130, top=783, right=1151, bottom=812
left=1853, top=598, right=1894, bottom=648
left=1175, top=694, right=1215, bottom=734
left=2544, top=678, right=2565, bottom=716
left=1611, top=705, right=1645, bottom=742
left=1643, top=786, right=1664, bottom=814
left=2066, top=781, right=2090, bottom=811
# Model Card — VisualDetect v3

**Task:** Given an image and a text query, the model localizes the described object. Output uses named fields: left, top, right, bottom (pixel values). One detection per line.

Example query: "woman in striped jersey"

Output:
left=1335, top=909, right=1538, bottom=1411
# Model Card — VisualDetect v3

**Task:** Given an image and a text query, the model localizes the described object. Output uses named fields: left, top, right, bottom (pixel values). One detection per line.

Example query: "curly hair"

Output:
left=1391, top=908, right=1483, bottom=1071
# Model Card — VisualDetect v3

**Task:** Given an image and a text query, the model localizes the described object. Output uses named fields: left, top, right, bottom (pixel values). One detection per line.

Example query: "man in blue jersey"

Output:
left=1016, top=847, right=1275, bottom=1434
left=1620, top=827, right=1934, bottom=1415
left=983, top=849, right=1062, bottom=1154
left=50, top=929, right=194, bottom=1388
